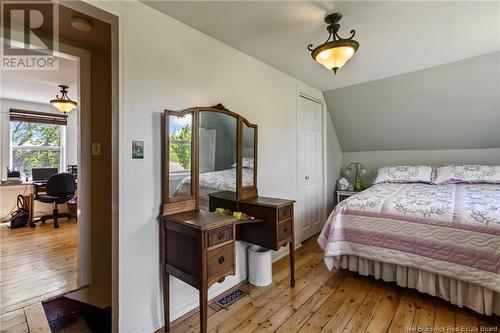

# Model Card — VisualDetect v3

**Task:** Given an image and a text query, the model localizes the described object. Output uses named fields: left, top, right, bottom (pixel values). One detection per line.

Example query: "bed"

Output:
left=318, top=181, right=500, bottom=315
left=174, top=167, right=254, bottom=207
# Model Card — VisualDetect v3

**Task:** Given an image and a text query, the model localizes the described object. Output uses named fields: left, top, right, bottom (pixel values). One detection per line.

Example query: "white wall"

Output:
left=0, top=98, right=78, bottom=178
left=343, top=148, right=500, bottom=185
left=86, top=1, right=342, bottom=332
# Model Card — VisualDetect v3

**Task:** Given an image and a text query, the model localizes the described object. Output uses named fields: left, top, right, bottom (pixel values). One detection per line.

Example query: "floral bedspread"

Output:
left=318, top=183, right=500, bottom=292
left=175, top=167, right=254, bottom=195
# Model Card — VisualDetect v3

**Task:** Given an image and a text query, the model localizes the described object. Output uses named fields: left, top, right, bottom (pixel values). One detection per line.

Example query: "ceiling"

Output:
left=0, top=2, right=111, bottom=106
left=0, top=43, right=78, bottom=105
left=143, top=1, right=500, bottom=91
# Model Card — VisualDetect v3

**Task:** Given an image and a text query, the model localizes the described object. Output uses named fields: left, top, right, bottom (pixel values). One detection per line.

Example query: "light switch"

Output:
left=92, top=142, right=101, bottom=155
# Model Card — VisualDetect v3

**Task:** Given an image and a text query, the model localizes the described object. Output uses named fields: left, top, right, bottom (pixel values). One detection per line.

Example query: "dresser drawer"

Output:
left=207, top=243, right=234, bottom=281
left=207, top=225, right=233, bottom=248
left=278, top=205, right=292, bottom=221
left=277, top=219, right=292, bottom=242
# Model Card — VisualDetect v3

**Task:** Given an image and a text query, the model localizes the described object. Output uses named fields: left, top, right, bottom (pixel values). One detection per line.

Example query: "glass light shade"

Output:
left=343, top=168, right=352, bottom=176
left=51, top=100, right=77, bottom=113
left=315, top=46, right=355, bottom=71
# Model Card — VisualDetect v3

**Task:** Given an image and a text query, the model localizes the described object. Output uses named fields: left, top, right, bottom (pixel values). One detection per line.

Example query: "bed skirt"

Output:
left=332, top=255, right=500, bottom=316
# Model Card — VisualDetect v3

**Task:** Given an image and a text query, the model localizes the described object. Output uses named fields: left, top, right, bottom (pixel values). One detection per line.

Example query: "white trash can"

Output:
left=248, top=245, right=272, bottom=287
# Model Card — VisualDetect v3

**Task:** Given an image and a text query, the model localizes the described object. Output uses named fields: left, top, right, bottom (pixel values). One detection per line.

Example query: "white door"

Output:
left=297, top=96, right=323, bottom=242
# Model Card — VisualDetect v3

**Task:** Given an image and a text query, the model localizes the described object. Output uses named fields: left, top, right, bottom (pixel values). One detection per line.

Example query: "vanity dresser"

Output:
left=160, top=104, right=295, bottom=332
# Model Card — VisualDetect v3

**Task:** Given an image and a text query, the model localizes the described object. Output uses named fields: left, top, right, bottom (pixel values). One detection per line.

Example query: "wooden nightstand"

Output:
left=336, top=190, right=360, bottom=205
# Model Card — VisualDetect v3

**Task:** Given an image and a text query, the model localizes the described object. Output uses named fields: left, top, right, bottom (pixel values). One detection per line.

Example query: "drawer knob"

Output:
left=218, top=256, right=225, bottom=264
left=283, top=228, right=287, bottom=233
left=217, top=231, right=225, bottom=240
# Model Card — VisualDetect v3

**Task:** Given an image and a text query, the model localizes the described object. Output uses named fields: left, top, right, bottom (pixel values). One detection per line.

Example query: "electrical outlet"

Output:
left=92, top=142, right=101, bottom=155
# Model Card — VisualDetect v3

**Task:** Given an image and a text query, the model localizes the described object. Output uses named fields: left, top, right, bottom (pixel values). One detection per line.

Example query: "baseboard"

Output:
left=128, top=244, right=300, bottom=333
left=128, top=272, right=246, bottom=333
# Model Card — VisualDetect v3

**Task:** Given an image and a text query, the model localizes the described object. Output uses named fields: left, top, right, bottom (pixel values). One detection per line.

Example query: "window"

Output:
left=9, top=109, right=67, bottom=179
left=168, top=114, right=192, bottom=174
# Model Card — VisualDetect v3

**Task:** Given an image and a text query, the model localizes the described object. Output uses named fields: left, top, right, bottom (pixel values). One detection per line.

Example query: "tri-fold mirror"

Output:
left=163, top=104, right=257, bottom=213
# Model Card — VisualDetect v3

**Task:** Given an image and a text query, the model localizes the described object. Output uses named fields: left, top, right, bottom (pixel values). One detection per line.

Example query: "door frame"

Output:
left=1, top=2, right=118, bottom=330
left=56, top=44, right=92, bottom=287
left=0, top=21, right=93, bottom=297
left=58, top=1, right=119, bottom=331
left=296, top=92, right=326, bottom=244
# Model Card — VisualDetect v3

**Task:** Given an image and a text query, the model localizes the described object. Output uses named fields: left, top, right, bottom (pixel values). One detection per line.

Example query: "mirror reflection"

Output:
left=242, top=124, right=255, bottom=187
left=199, top=112, right=237, bottom=209
left=169, top=114, right=192, bottom=198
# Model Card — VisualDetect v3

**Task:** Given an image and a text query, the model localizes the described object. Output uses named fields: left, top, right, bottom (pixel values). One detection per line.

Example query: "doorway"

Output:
left=0, top=2, right=118, bottom=331
left=297, top=95, right=324, bottom=242
left=0, top=42, right=84, bottom=311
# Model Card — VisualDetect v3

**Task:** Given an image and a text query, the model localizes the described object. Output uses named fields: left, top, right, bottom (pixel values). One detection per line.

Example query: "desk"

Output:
left=0, top=181, right=77, bottom=224
left=160, top=193, right=295, bottom=332
left=0, top=183, right=31, bottom=222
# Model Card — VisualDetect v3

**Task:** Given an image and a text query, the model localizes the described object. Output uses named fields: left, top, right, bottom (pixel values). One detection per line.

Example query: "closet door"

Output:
left=297, top=96, right=323, bottom=242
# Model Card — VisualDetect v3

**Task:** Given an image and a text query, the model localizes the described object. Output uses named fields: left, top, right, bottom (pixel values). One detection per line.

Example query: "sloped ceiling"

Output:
left=324, top=52, right=500, bottom=152
left=143, top=1, right=500, bottom=91
left=142, top=1, right=500, bottom=153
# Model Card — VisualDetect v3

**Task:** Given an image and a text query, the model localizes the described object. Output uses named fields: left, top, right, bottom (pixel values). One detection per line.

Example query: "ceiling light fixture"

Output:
left=50, top=85, right=77, bottom=114
left=307, top=12, right=359, bottom=74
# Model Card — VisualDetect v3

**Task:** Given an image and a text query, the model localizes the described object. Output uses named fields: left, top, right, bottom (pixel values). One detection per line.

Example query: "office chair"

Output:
left=33, top=173, right=76, bottom=228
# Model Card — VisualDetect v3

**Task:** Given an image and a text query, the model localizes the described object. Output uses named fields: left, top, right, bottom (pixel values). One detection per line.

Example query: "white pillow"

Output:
left=230, top=157, right=254, bottom=169
left=434, top=165, right=500, bottom=184
left=373, top=165, right=433, bottom=184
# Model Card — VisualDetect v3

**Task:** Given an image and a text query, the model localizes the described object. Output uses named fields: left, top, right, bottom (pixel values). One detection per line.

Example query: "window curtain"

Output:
left=9, top=109, right=67, bottom=126
left=199, top=128, right=216, bottom=173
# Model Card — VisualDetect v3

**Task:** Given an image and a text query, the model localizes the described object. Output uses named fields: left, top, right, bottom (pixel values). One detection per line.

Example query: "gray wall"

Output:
left=343, top=148, right=500, bottom=185
left=324, top=52, right=500, bottom=187
left=325, top=108, right=343, bottom=211
left=324, top=52, right=500, bottom=152
left=200, top=112, right=237, bottom=170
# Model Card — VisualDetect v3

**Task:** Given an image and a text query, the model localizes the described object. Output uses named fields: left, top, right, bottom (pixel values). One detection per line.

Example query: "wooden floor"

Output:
left=165, top=237, right=500, bottom=333
left=0, top=219, right=78, bottom=331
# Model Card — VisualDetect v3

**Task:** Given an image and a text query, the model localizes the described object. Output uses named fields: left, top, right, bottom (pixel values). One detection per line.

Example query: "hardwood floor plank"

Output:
left=24, top=303, right=51, bottom=333
left=477, top=314, right=500, bottom=332
left=5, top=322, right=30, bottom=333
left=341, top=281, right=391, bottom=333
left=387, top=292, right=418, bottom=333
left=0, top=308, right=26, bottom=331
left=297, top=277, right=363, bottom=332
left=455, top=308, right=479, bottom=332
left=0, top=221, right=78, bottom=316
left=235, top=263, right=335, bottom=333
left=275, top=272, right=346, bottom=333
left=363, top=284, right=402, bottom=333
left=319, top=276, right=373, bottom=332
left=207, top=252, right=325, bottom=333
left=258, top=270, right=345, bottom=332
left=219, top=254, right=330, bottom=333
left=410, top=294, right=437, bottom=332
left=164, top=237, right=492, bottom=333
left=433, top=303, right=456, bottom=332
left=166, top=241, right=321, bottom=333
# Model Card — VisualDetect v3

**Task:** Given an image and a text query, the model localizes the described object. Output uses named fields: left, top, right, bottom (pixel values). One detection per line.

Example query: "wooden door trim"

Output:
left=58, top=2, right=119, bottom=332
